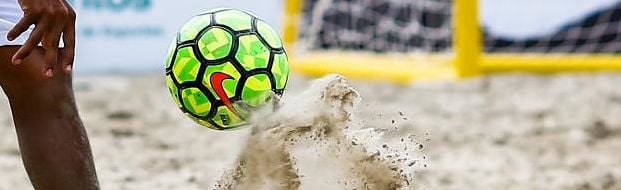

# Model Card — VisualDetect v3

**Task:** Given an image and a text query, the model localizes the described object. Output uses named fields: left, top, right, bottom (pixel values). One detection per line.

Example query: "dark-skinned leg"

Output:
left=0, top=46, right=99, bottom=190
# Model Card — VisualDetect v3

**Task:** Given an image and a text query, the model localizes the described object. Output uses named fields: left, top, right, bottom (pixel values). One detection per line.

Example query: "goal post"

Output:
left=283, top=0, right=621, bottom=83
left=283, top=0, right=459, bottom=84
left=454, top=0, right=481, bottom=77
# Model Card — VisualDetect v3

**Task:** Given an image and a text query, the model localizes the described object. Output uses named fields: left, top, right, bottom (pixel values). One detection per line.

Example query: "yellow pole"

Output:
left=454, top=0, right=482, bottom=77
left=283, top=0, right=303, bottom=51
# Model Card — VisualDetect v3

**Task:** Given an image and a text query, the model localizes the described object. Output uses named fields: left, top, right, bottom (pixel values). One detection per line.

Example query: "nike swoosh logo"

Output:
left=210, top=72, right=241, bottom=117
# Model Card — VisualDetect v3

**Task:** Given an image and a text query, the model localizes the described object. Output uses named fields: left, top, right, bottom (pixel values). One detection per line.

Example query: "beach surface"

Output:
left=1, top=73, right=620, bottom=190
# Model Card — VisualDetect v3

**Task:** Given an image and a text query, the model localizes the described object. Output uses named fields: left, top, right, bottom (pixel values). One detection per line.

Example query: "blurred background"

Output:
left=1, top=0, right=620, bottom=189
left=71, top=0, right=282, bottom=73
left=71, top=0, right=620, bottom=73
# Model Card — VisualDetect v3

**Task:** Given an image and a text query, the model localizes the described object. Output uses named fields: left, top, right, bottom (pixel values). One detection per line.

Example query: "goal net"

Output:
left=485, top=2, right=620, bottom=53
left=284, top=0, right=621, bottom=83
left=298, top=0, right=452, bottom=53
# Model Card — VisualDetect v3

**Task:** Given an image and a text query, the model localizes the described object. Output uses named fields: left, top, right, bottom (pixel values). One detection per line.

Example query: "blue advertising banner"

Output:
left=70, top=0, right=281, bottom=73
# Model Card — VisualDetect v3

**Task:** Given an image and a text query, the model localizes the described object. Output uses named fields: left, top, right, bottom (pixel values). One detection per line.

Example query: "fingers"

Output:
left=11, top=18, right=49, bottom=65
left=43, top=30, right=62, bottom=77
left=61, top=24, right=75, bottom=74
left=10, top=1, right=76, bottom=77
left=61, top=5, right=76, bottom=74
left=7, top=15, right=35, bottom=41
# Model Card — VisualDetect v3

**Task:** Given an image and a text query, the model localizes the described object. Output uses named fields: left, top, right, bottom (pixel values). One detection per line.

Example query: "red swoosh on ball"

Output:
left=210, top=72, right=241, bottom=117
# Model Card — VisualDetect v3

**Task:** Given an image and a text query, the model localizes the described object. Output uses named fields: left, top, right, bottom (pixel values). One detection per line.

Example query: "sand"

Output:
left=1, top=72, right=621, bottom=190
left=215, top=75, right=414, bottom=190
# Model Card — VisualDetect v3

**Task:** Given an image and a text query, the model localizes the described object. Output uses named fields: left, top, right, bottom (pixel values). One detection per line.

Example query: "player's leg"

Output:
left=0, top=46, right=99, bottom=190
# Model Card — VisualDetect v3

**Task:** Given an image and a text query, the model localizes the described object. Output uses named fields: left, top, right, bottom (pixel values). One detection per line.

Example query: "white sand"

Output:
left=1, top=73, right=620, bottom=190
left=215, top=75, right=413, bottom=190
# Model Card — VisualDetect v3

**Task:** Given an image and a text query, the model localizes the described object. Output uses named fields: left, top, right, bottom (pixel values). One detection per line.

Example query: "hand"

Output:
left=7, top=0, right=76, bottom=77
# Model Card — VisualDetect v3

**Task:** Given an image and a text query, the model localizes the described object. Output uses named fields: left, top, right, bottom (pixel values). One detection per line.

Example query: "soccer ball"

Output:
left=165, top=8, right=289, bottom=130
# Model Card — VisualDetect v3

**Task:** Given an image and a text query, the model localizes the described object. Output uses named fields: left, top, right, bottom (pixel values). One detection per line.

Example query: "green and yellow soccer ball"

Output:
left=165, top=8, right=289, bottom=130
